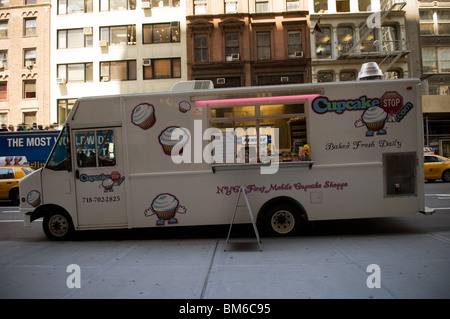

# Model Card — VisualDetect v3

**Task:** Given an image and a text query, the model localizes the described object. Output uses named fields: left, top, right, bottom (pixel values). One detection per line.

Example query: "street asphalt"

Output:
left=1, top=213, right=449, bottom=300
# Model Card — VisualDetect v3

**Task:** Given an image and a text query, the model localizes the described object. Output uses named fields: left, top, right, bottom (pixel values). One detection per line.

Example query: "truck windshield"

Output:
left=46, top=126, right=70, bottom=171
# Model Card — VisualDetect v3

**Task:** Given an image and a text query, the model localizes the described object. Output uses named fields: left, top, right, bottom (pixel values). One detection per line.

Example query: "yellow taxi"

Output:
left=424, top=154, right=450, bottom=182
left=0, top=166, right=34, bottom=205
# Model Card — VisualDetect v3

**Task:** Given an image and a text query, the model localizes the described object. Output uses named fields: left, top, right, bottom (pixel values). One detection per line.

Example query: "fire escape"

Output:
left=337, top=0, right=408, bottom=74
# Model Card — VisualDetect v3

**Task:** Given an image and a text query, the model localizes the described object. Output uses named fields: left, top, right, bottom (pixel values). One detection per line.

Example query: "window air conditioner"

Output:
left=99, top=40, right=109, bottom=47
left=143, top=58, right=152, bottom=66
left=289, top=51, right=303, bottom=58
left=231, top=53, right=240, bottom=61
left=83, top=27, right=93, bottom=35
left=281, top=76, right=289, bottom=83
left=217, top=78, right=226, bottom=84
left=56, top=78, right=66, bottom=85
left=142, top=1, right=151, bottom=9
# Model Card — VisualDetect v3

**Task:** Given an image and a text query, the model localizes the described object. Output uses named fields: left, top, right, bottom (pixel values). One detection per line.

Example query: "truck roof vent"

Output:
left=171, top=80, right=214, bottom=91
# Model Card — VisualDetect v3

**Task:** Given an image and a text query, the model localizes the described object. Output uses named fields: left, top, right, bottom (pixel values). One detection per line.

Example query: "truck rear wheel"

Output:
left=260, top=202, right=305, bottom=236
left=43, top=211, right=74, bottom=241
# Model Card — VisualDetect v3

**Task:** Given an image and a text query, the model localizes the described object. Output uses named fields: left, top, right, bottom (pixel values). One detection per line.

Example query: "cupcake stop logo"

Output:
left=312, top=91, right=413, bottom=137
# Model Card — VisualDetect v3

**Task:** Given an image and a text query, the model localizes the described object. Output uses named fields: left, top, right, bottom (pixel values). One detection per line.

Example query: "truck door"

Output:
left=72, top=127, right=127, bottom=227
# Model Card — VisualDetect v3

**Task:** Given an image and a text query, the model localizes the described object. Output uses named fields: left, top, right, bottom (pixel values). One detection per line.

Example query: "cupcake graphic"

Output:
left=356, top=106, right=388, bottom=136
left=159, top=126, right=189, bottom=156
left=27, top=190, right=41, bottom=207
left=179, top=100, right=191, bottom=113
left=145, top=193, right=187, bottom=226
left=101, top=178, right=114, bottom=192
left=131, top=103, right=156, bottom=130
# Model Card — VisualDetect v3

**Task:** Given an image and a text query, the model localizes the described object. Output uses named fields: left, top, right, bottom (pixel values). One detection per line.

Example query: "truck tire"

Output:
left=260, top=202, right=305, bottom=236
left=43, top=211, right=74, bottom=241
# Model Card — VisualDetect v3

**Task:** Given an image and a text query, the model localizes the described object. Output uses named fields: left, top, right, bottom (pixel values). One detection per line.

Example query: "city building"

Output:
left=419, top=0, right=450, bottom=157
left=185, top=0, right=311, bottom=87
left=0, top=0, right=51, bottom=129
left=51, top=0, right=187, bottom=125
left=308, top=0, right=419, bottom=83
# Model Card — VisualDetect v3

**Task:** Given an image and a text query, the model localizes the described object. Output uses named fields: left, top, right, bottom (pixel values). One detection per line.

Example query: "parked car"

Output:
left=424, top=154, right=450, bottom=182
left=0, top=166, right=34, bottom=205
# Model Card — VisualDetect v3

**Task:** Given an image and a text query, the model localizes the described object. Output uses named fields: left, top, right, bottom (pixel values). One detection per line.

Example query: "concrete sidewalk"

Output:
left=1, top=221, right=449, bottom=299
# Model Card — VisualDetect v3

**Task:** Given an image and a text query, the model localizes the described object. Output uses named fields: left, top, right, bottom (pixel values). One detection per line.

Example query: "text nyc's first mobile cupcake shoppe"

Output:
left=19, top=77, right=429, bottom=240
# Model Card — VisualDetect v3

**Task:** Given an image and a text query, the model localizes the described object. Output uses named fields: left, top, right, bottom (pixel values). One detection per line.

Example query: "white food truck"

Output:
left=20, top=77, right=426, bottom=240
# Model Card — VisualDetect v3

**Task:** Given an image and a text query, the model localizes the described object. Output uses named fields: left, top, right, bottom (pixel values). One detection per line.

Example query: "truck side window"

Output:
left=46, top=126, right=71, bottom=171
left=76, top=130, right=116, bottom=168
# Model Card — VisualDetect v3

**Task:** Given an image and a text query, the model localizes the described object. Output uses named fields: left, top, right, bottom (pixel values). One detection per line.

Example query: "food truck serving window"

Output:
left=209, top=103, right=308, bottom=163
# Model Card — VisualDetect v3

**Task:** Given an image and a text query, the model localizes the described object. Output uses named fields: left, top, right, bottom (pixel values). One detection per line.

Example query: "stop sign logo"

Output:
left=381, top=91, right=403, bottom=115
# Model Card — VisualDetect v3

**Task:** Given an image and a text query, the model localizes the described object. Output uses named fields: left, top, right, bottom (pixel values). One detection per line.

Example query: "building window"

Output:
left=340, top=70, right=356, bottom=81
left=100, top=25, right=136, bottom=45
left=225, top=0, right=237, bottom=13
left=225, top=32, right=239, bottom=57
left=24, top=48, right=36, bottom=67
left=24, top=18, right=36, bottom=37
left=420, top=10, right=435, bottom=36
left=100, top=60, right=137, bottom=81
left=317, top=71, right=334, bottom=82
left=25, top=0, right=37, bottom=4
left=143, top=58, right=181, bottom=79
left=286, top=0, right=299, bottom=11
left=255, top=0, right=269, bottom=13
left=57, top=63, right=93, bottom=83
left=23, top=111, right=36, bottom=126
left=314, top=0, right=327, bottom=13
left=194, top=0, right=207, bottom=14
left=0, top=50, right=7, bottom=69
left=257, top=32, right=271, bottom=60
left=360, top=28, right=378, bottom=53
left=143, top=22, right=180, bottom=44
left=287, top=30, right=302, bottom=57
left=0, top=20, right=7, bottom=39
left=336, top=0, right=350, bottom=12
left=384, top=69, right=402, bottom=80
left=153, top=0, right=180, bottom=7
left=57, top=99, right=76, bottom=124
left=0, top=81, right=6, bottom=100
left=57, top=0, right=93, bottom=15
left=100, top=0, right=136, bottom=11
left=439, top=48, right=450, bottom=72
left=422, top=47, right=437, bottom=73
left=23, top=80, right=36, bottom=99
left=58, top=28, right=93, bottom=49
left=358, top=0, right=371, bottom=11
left=337, top=26, right=353, bottom=53
left=0, top=0, right=10, bottom=7
left=437, top=10, right=450, bottom=35
left=381, top=24, right=399, bottom=51
left=194, top=34, right=208, bottom=62
left=315, top=26, right=331, bottom=59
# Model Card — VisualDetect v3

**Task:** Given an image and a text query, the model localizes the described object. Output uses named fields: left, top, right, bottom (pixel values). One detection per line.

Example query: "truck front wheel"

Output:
left=260, top=202, right=305, bottom=236
left=43, top=211, right=74, bottom=241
